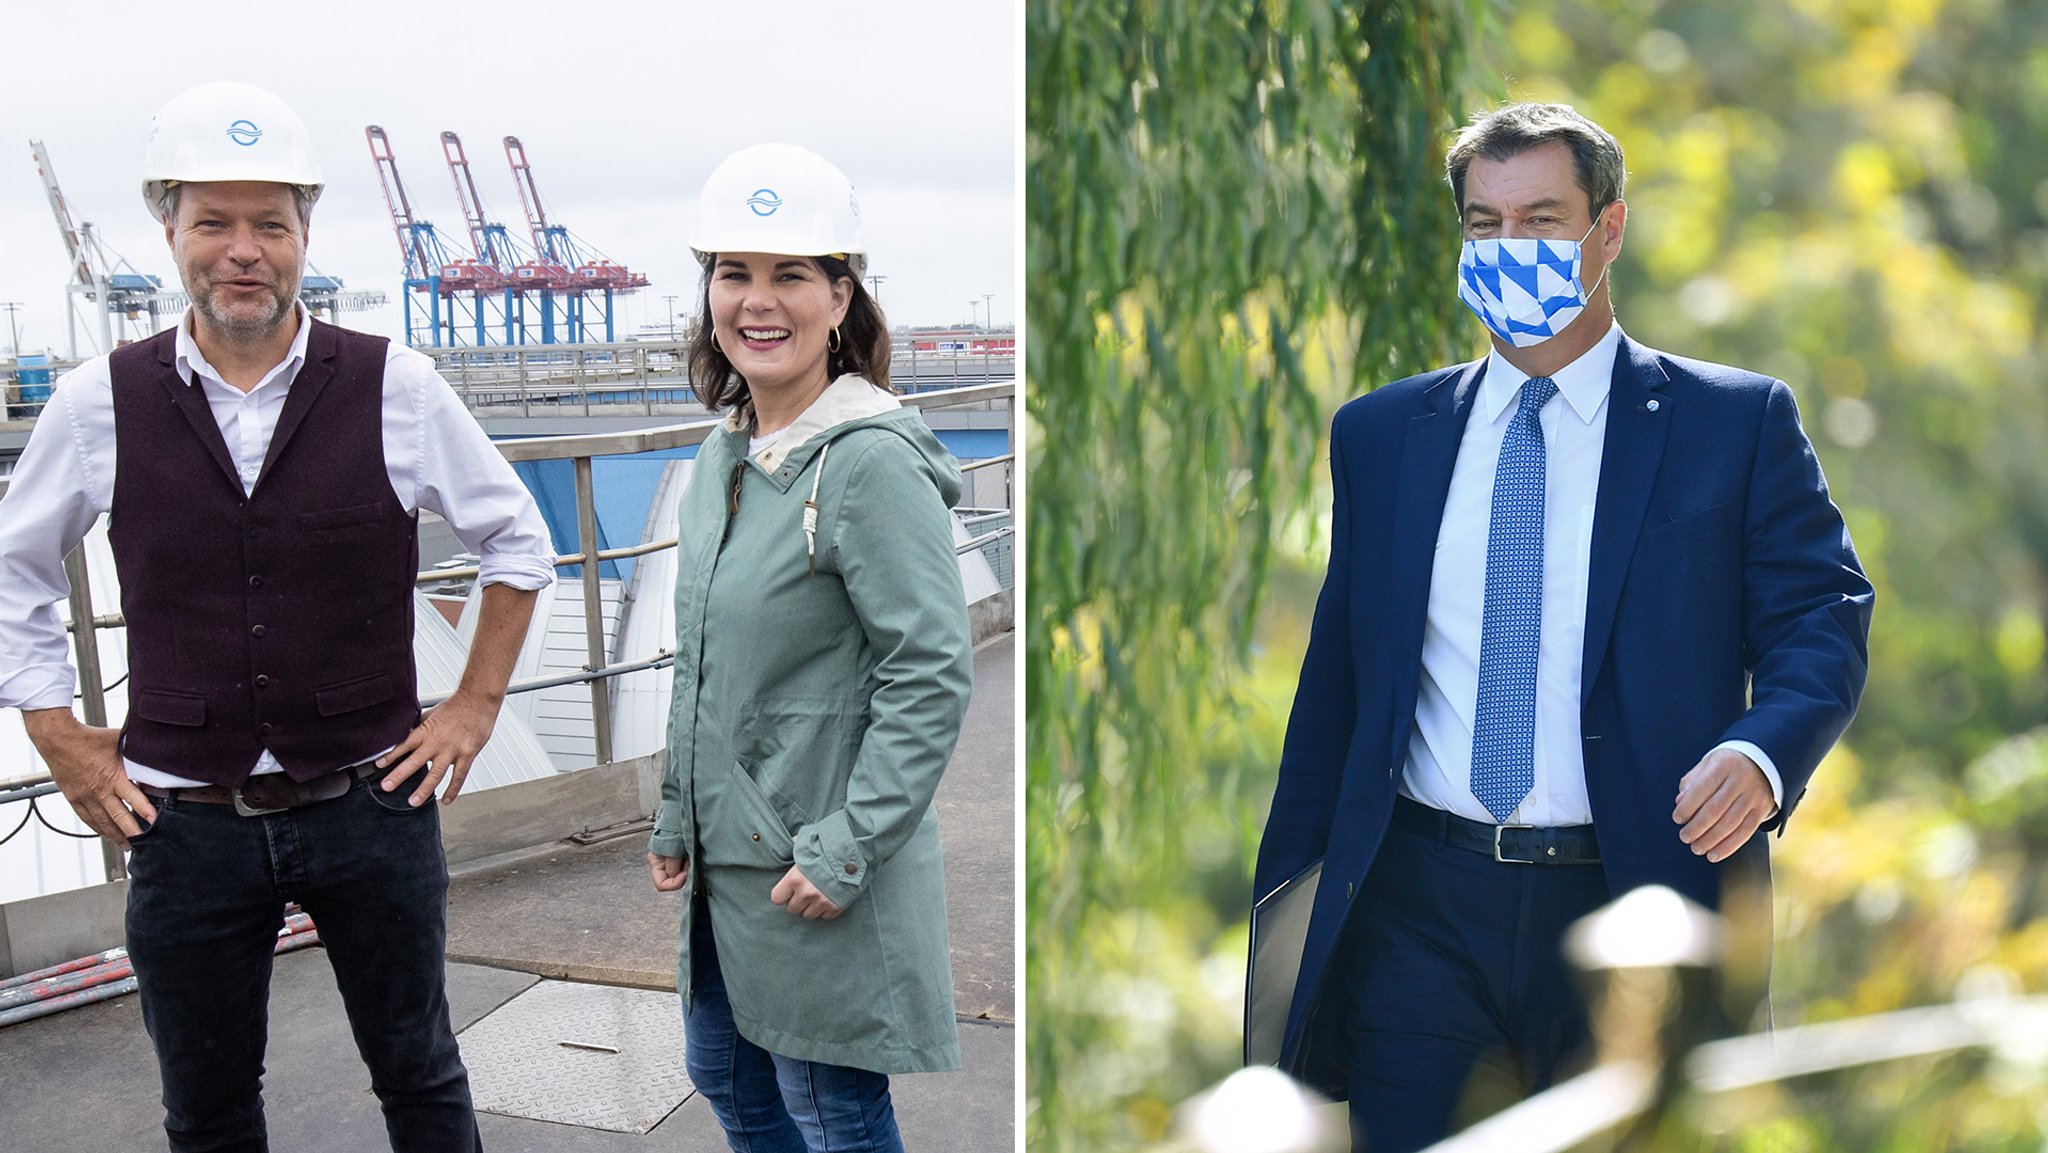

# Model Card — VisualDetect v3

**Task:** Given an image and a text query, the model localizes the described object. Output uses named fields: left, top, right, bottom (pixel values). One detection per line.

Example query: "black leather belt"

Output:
left=138, top=762, right=384, bottom=817
left=1393, top=794, right=1601, bottom=865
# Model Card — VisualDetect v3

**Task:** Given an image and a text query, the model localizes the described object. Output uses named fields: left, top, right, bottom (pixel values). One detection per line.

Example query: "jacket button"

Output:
left=254, top=675, right=270, bottom=688
left=844, top=862, right=858, bottom=875
left=250, top=624, right=267, bottom=638
left=1346, top=882, right=1355, bottom=900
left=751, top=833, right=761, bottom=842
left=259, top=723, right=273, bottom=735
left=248, top=575, right=264, bottom=589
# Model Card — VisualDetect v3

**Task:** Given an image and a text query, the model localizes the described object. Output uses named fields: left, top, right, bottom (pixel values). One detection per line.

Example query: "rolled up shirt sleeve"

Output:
left=0, top=366, right=113, bottom=711
left=385, top=346, right=556, bottom=590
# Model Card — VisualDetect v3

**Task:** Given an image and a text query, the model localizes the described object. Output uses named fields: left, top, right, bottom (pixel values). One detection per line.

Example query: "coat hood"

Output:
left=729, top=375, right=963, bottom=508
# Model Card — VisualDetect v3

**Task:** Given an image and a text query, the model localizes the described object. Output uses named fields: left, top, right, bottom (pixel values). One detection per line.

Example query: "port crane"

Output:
left=438, top=130, right=530, bottom=345
left=504, top=135, right=647, bottom=343
left=32, top=139, right=184, bottom=358
left=368, top=124, right=499, bottom=348
left=366, top=127, right=650, bottom=347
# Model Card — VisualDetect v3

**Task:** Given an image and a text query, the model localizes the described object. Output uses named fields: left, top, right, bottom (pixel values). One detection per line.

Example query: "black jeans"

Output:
left=124, top=771, right=483, bottom=1153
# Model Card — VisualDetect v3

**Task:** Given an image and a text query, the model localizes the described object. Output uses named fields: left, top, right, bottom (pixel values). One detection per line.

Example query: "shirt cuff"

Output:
left=475, top=553, right=557, bottom=591
left=0, top=664, right=80, bottom=713
left=1715, top=740, right=1782, bottom=814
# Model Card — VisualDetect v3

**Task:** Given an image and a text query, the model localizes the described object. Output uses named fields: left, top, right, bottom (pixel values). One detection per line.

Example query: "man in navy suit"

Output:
left=1252, top=103, right=1872, bottom=1151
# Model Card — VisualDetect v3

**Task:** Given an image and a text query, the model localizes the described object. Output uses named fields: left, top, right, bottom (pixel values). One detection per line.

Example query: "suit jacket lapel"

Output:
left=261, top=319, right=337, bottom=479
left=1385, top=360, right=1485, bottom=769
left=1581, top=335, right=1671, bottom=699
left=151, top=332, right=242, bottom=491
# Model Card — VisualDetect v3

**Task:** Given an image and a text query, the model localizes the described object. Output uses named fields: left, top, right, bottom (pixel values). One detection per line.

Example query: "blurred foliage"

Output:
left=1028, top=0, right=2048, bottom=1148
left=1024, top=1, right=1497, bottom=1147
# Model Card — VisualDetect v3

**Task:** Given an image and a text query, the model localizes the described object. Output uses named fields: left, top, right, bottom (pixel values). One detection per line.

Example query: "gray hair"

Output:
left=1445, top=103, right=1627, bottom=217
left=154, top=182, right=319, bottom=229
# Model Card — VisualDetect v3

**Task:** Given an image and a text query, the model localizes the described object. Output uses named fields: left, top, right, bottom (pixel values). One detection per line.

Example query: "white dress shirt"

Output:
left=0, top=307, right=556, bottom=787
left=1401, top=323, right=1781, bottom=825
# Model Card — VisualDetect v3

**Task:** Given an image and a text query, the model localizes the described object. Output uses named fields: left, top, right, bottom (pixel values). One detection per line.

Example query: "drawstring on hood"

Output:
left=803, top=442, right=831, bottom=573
left=724, top=374, right=963, bottom=576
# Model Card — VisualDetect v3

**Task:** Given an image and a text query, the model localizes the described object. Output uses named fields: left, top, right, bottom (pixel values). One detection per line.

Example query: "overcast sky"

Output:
left=0, top=0, right=1017, bottom=355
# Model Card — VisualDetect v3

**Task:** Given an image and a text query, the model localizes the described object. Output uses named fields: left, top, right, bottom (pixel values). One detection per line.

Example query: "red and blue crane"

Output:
left=367, top=126, right=648, bottom=348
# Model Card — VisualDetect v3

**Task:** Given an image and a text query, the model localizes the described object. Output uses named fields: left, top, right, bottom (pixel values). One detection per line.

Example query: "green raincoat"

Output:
left=651, top=374, right=973, bottom=1074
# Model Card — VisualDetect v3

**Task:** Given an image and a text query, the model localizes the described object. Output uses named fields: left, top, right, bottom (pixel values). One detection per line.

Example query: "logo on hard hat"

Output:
left=226, top=120, right=263, bottom=147
left=746, top=188, right=782, bottom=217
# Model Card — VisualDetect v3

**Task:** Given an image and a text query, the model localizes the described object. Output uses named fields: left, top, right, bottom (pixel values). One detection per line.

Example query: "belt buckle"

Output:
left=232, top=787, right=288, bottom=817
left=1492, top=823, right=1536, bottom=864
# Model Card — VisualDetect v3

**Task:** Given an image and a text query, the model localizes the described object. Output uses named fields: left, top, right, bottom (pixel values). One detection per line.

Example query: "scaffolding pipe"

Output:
left=0, top=947, right=124, bottom=993
left=573, top=456, right=613, bottom=765
left=0, top=915, right=317, bottom=1026
left=61, top=545, right=124, bottom=884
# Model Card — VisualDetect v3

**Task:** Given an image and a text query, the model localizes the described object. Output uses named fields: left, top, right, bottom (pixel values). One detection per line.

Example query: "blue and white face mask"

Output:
left=1457, top=215, right=1608, bottom=348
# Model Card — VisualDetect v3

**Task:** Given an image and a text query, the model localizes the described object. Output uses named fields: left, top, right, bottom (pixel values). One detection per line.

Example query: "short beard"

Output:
left=192, top=282, right=296, bottom=344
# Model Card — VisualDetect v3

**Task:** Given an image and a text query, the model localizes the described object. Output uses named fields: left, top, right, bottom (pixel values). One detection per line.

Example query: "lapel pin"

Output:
left=1645, top=398, right=1661, bottom=412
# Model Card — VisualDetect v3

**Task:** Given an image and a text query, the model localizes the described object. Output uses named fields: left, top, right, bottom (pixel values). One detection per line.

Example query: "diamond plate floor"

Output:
left=463, top=981, right=693, bottom=1134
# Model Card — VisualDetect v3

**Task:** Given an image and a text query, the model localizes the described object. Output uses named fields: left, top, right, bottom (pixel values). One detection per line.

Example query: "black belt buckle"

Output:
left=232, top=787, right=288, bottom=818
left=1492, top=823, right=1536, bottom=864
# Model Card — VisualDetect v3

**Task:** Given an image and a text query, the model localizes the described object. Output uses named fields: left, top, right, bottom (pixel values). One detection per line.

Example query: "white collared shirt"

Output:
left=1402, top=323, right=1781, bottom=825
left=0, top=307, right=556, bottom=786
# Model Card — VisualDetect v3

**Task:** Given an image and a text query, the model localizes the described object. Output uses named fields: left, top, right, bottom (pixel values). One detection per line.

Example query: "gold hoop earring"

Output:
left=828, top=326, right=843, bottom=353
left=710, top=331, right=721, bottom=353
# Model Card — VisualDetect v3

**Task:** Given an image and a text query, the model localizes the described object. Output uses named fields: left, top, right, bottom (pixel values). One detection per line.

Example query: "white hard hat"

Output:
left=142, top=81, right=324, bottom=222
left=691, top=143, right=866, bottom=280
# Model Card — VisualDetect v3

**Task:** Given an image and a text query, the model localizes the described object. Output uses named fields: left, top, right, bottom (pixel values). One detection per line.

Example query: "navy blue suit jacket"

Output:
left=1251, top=335, right=1873, bottom=1089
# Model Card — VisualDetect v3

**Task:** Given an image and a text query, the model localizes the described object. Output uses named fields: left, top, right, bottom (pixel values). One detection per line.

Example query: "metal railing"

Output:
left=423, top=339, right=1016, bottom=417
left=4, top=379, right=1014, bottom=883
left=1414, top=919, right=2048, bottom=1153
left=1, top=347, right=1016, bottom=425
left=1178, top=885, right=2048, bottom=1153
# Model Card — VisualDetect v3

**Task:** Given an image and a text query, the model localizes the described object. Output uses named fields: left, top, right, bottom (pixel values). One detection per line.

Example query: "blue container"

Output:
left=17, top=354, right=51, bottom=405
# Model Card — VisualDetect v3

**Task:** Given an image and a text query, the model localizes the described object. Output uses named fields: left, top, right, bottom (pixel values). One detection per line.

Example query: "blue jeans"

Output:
left=124, top=770, right=482, bottom=1153
left=684, top=899, right=903, bottom=1153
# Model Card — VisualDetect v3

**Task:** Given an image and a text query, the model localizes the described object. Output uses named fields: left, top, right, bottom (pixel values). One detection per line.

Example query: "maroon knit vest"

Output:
left=108, top=320, right=421, bottom=785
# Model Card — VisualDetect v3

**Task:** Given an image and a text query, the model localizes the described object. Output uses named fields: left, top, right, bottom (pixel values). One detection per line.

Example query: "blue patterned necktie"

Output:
left=1471, top=375, right=1558, bottom=823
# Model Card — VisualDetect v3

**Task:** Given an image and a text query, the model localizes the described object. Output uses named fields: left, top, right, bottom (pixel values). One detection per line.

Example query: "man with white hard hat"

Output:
left=0, top=80, right=556, bottom=1150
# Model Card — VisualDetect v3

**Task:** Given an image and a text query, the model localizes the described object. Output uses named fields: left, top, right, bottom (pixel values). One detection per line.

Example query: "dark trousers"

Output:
left=1340, top=813, right=1611, bottom=1153
left=124, top=772, right=483, bottom=1153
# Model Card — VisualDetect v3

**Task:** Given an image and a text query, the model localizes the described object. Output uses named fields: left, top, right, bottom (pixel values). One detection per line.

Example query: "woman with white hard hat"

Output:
left=646, top=143, right=973, bottom=1152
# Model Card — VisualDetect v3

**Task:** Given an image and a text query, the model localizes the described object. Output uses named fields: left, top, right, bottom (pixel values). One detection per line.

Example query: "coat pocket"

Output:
left=732, top=698, right=869, bottom=831
left=697, top=762, right=799, bottom=869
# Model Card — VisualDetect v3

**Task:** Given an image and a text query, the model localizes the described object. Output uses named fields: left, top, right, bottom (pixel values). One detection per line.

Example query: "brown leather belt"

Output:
left=138, top=762, right=384, bottom=816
